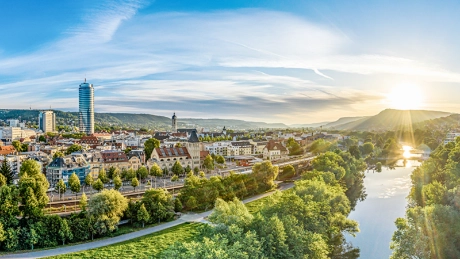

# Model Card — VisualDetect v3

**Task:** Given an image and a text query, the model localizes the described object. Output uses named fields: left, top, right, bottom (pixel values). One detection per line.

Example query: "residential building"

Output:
left=205, top=141, right=230, bottom=156
left=46, top=154, right=90, bottom=186
left=263, top=140, right=288, bottom=161
left=147, top=147, right=193, bottom=174
left=38, top=111, right=56, bottom=133
left=79, top=79, right=94, bottom=135
left=228, top=141, right=252, bottom=156
left=444, top=132, right=460, bottom=145
left=7, top=119, right=19, bottom=127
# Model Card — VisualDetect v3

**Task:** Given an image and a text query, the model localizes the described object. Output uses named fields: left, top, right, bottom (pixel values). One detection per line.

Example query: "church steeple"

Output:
left=172, top=112, right=177, bottom=133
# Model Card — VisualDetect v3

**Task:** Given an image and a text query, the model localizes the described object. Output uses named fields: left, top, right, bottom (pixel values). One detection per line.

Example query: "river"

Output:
left=347, top=159, right=420, bottom=259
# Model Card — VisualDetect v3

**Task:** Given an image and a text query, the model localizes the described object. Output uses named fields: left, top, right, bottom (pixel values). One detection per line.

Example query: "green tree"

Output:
left=142, top=188, right=175, bottom=223
left=362, top=142, right=374, bottom=156
left=113, top=175, right=122, bottom=191
left=98, top=168, right=108, bottom=184
left=80, top=192, right=88, bottom=211
left=185, top=165, right=192, bottom=173
left=216, top=155, right=225, bottom=164
left=0, top=159, right=14, bottom=185
left=278, top=164, right=296, bottom=180
left=53, top=151, right=64, bottom=159
left=252, top=161, right=279, bottom=192
left=287, top=137, right=303, bottom=156
left=131, top=177, right=139, bottom=192
left=0, top=185, right=20, bottom=228
left=193, top=167, right=200, bottom=174
left=171, top=175, right=179, bottom=182
left=171, top=161, right=184, bottom=176
left=66, top=144, right=83, bottom=155
left=310, top=139, right=334, bottom=155
left=87, top=189, right=128, bottom=235
left=0, top=174, right=6, bottom=187
left=137, top=203, right=150, bottom=228
left=149, top=163, right=163, bottom=188
left=18, top=160, right=49, bottom=217
left=85, top=173, right=94, bottom=192
left=38, top=135, right=46, bottom=142
left=137, top=166, right=148, bottom=182
left=203, top=154, right=214, bottom=173
left=208, top=198, right=254, bottom=228
left=93, top=178, right=104, bottom=192
left=144, top=138, right=160, bottom=160
left=348, top=145, right=361, bottom=159
left=12, top=140, right=22, bottom=152
left=56, top=179, right=66, bottom=199
left=57, top=219, right=73, bottom=245
left=69, top=172, right=81, bottom=210
left=174, top=198, right=183, bottom=212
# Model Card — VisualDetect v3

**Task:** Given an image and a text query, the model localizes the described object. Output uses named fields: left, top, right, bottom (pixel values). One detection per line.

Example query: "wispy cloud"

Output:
left=1, top=7, right=460, bottom=123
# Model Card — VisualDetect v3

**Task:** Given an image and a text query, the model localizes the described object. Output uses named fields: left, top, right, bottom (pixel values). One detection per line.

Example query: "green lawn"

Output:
left=46, top=190, right=285, bottom=258
left=47, top=223, right=204, bottom=259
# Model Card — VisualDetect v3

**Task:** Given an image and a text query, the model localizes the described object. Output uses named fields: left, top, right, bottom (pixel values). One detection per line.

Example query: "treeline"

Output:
left=390, top=139, right=460, bottom=258
left=179, top=161, right=279, bottom=211
left=0, top=158, right=283, bottom=253
left=161, top=150, right=366, bottom=258
left=0, top=158, right=177, bottom=252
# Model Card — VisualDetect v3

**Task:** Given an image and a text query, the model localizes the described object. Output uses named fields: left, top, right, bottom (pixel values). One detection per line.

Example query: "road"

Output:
left=1, top=182, right=294, bottom=259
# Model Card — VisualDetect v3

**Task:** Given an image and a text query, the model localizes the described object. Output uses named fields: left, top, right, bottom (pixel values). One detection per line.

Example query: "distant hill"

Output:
left=290, top=121, right=331, bottom=128
left=322, top=117, right=366, bottom=129
left=0, top=110, right=288, bottom=130
left=179, top=118, right=288, bottom=129
left=329, top=109, right=453, bottom=131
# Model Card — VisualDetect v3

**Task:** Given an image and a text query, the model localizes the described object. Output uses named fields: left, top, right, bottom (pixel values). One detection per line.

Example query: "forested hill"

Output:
left=324, top=109, right=452, bottom=131
left=0, top=110, right=288, bottom=130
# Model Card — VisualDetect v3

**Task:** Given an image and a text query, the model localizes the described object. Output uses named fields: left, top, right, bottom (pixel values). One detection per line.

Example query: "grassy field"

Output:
left=47, top=223, right=204, bottom=259
left=46, top=190, right=284, bottom=258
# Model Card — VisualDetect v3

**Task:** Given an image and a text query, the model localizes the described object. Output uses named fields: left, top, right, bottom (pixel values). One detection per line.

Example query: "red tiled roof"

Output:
left=155, top=147, right=191, bottom=159
left=265, top=140, right=287, bottom=152
left=100, top=151, right=129, bottom=163
left=200, top=151, right=210, bottom=160
left=0, top=145, right=16, bottom=155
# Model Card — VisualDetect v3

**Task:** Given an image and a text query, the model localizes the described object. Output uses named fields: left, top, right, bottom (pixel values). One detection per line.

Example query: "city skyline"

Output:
left=2, top=1, right=460, bottom=124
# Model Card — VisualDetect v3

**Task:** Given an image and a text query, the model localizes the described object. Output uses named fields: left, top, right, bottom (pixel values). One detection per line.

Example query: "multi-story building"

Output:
left=147, top=130, right=201, bottom=172
left=79, top=79, right=94, bottom=135
left=444, top=132, right=460, bottom=145
left=46, top=154, right=91, bottom=186
left=0, top=127, right=22, bottom=141
left=147, top=146, right=193, bottom=174
left=228, top=141, right=252, bottom=156
left=205, top=142, right=230, bottom=156
left=263, top=140, right=288, bottom=161
left=38, top=111, right=56, bottom=133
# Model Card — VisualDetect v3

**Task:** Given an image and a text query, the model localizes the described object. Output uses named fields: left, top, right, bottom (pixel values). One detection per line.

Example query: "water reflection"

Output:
left=348, top=160, right=419, bottom=258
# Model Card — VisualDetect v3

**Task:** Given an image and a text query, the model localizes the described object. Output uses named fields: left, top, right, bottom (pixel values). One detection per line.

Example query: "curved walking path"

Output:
left=1, top=182, right=294, bottom=259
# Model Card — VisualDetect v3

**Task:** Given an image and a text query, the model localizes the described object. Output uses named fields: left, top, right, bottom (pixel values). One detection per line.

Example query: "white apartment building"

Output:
left=39, top=111, right=56, bottom=133
left=444, top=132, right=460, bottom=145
left=205, top=141, right=253, bottom=157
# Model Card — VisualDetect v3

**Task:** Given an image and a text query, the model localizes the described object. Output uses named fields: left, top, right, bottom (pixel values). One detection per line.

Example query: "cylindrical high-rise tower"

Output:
left=79, top=79, right=94, bottom=135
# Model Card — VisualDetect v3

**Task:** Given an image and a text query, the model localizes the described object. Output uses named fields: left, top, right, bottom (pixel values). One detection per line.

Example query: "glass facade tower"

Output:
left=79, top=80, right=94, bottom=135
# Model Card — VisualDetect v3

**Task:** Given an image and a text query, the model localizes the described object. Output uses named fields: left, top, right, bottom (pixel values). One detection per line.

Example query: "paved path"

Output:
left=1, top=183, right=294, bottom=259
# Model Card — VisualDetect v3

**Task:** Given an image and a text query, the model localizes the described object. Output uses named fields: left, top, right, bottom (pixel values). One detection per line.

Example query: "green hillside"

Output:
left=0, top=109, right=288, bottom=130
left=330, top=109, right=452, bottom=131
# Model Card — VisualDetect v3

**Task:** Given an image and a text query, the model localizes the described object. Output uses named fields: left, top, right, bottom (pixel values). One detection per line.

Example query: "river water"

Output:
left=347, top=159, right=420, bottom=259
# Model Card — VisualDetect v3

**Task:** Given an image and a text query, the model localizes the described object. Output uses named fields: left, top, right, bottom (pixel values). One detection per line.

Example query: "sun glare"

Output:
left=386, top=83, right=423, bottom=110
left=402, top=145, right=412, bottom=159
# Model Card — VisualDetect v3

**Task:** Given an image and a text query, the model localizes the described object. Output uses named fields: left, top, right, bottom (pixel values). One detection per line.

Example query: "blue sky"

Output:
left=2, top=0, right=460, bottom=124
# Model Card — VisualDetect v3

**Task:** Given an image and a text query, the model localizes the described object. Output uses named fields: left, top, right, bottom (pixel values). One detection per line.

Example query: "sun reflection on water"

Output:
left=402, top=145, right=412, bottom=159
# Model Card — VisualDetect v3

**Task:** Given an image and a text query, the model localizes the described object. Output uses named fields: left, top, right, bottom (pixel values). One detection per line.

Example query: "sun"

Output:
left=386, top=83, right=423, bottom=110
